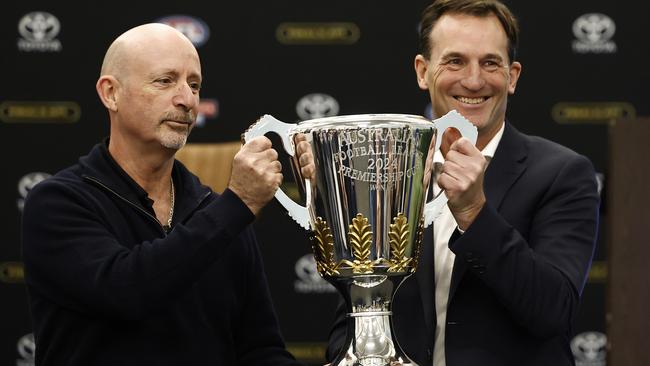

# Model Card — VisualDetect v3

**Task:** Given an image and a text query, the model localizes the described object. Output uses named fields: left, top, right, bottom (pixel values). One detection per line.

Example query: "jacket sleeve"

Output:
left=326, top=297, right=348, bottom=362
left=22, top=178, right=254, bottom=321
left=230, top=228, right=303, bottom=366
left=449, top=153, right=600, bottom=338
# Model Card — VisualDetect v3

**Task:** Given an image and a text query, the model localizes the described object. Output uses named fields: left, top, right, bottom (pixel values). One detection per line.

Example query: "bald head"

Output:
left=100, top=23, right=198, bottom=79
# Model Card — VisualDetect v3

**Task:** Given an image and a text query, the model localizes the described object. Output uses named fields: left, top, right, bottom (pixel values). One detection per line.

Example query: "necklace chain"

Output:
left=165, top=178, right=175, bottom=231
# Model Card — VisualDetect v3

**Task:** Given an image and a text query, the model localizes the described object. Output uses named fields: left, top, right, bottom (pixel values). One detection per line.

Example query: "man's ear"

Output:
left=414, top=54, right=430, bottom=90
left=507, top=61, right=522, bottom=95
left=96, top=76, right=120, bottom=112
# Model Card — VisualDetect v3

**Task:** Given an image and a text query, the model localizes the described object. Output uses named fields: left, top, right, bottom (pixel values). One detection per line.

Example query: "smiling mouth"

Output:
left=455, top=96, right=488, bottom=105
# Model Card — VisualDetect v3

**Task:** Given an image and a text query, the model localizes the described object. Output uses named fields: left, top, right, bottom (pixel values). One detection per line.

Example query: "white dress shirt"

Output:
left=432, top=122, right=505, bottom=366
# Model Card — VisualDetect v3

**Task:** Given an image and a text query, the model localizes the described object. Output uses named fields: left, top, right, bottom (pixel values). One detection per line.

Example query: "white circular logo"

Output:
left=17, top=333, right=35, bottom=361
left=296, top=93, right=340, bottom=120
left=295, top=254, right=323, bottom=283
left=156, top=15, right=210, bottom=47
left=573, top=13, right=615, bottom=44
left=17, top=172, right=51, bottom=212
left=18, top=172, right=50, bottom=199
left=571, top=331, right=606, bottom=365
left=18, top=12, right=60, bottom=42
left=293, top=254, right=336, bottom=293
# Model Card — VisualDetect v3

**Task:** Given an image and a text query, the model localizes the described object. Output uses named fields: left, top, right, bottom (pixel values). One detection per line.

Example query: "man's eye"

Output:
left=189, top=83, right=201, bottom=92
left=483, top=61, right=501, bottom=70
left=443, top=59, right=463, bottom=70
left=155, top=78, right=172, bottom=84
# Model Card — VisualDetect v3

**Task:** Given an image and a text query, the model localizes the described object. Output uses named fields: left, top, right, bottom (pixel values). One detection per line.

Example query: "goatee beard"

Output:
left=161, top=131, right=189, bottom=150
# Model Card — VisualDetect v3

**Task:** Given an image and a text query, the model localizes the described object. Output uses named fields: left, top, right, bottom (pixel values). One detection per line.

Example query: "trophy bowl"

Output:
left=244, top=112, right=476, bottom=366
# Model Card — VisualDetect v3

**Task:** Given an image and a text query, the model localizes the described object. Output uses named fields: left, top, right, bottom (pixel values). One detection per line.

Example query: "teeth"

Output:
left=457, top=96, right=486, bottom=104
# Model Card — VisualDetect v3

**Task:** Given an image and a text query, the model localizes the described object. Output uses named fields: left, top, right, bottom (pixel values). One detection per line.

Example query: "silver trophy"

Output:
left=244, top=111, right=476, bottom=366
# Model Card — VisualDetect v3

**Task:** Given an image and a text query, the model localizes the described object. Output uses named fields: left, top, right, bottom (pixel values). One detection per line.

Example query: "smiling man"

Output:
left=326, top=1, right=600, bottom=365
left=415, top=9, right=521, bottom=153
left=22, top=24, right=305, bottom=366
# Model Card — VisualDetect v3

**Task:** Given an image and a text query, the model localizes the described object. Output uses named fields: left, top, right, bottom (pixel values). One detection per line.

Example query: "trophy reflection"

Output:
left=244, top=112, right=476, bottom=366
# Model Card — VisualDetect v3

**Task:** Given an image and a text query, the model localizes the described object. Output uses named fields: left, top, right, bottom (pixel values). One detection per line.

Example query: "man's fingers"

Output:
left=296, top=140, right=311, bottom=157
left=244, top=143, right=279, bottom=164
left=273, top=172, right=283, bottom=186
left=243, top=136, right=273, bottom=152
left=294, top=133, right=308, bottom=144
left=294, top=135, right=316, bottom=179
left=449, top=137, right=479, bottom=156
left=301, top=165, right=315, bottom=180
left=299, top=150, right=313, bottom=166
left=265, top=147, right=279, bottom=161
left=272, top=160, right=282, bottom=173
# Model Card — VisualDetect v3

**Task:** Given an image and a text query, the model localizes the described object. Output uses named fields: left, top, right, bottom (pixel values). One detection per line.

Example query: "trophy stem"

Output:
left=333, top=298, right=416, bottom=366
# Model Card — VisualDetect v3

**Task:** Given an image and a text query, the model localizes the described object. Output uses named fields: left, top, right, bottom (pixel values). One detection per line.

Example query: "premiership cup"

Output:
left=244, top=111, right=477, bottom=366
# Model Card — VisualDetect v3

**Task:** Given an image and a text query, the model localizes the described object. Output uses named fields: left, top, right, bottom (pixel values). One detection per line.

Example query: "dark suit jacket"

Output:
left=327, top=123, right=600, bottom=366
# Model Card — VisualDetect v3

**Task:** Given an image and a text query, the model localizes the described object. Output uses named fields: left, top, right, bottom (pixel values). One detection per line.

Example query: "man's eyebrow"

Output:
left=482, top=53, right=505, bottom=61
left=440, top=52, right=465, bottom=60
left=144, top=69, right=202, bottom=82
left=146, top=69, right=178, bottom=79
left=188, top=71, right=202, bottom=81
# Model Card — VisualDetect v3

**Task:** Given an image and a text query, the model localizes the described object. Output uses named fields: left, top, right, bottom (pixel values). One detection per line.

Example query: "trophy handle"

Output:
left=243, top=115, right=311, bottom=230
left=423, top=110, right=478, bottom=228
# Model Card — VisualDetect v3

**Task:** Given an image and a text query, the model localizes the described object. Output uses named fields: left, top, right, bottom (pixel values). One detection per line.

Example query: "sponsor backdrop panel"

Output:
left=2, top=1, right=645, bottom=365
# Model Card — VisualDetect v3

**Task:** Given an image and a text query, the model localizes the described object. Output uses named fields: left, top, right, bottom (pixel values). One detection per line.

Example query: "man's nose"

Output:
left=459, top=63, right=486, bottom=91
left=172, top=83, right=198, bottom=110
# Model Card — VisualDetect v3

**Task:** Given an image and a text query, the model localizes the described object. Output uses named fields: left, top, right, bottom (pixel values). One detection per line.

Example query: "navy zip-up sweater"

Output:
left=22, top=141, right=300, bottom=366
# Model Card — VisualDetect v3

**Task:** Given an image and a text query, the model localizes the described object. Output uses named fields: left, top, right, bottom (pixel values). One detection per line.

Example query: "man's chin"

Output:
left=160, top=133, right=189, bottom=150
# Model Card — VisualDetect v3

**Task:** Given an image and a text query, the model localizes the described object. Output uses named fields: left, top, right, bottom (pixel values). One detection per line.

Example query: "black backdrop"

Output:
left=2, top=1, right=646, bottom=364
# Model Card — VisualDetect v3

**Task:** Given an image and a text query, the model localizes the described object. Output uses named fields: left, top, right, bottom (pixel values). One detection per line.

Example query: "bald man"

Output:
left=22, top=24, right=304, bottom=365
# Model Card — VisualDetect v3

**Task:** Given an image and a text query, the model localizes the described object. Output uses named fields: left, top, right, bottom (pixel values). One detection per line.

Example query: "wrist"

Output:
left=453, top=198, right=485, bottom=231
left=227, top=186, right=262, bottom=216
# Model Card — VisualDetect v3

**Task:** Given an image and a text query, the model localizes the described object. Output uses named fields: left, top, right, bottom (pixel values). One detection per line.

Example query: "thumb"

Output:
left=440, top=127, right=462, bottom=158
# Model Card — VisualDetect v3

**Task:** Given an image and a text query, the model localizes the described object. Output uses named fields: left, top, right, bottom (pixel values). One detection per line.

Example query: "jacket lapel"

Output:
left=447, top=123, right=528, bottom=301
left=483, top=124, right=528, bottom=210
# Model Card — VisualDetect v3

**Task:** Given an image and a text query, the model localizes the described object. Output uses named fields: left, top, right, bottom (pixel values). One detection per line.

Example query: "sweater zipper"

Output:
left=83, top=175, right=166, bottom=235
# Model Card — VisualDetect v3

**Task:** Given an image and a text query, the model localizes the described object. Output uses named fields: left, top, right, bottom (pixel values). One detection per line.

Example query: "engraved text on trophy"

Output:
left=333, top=128, right=424, bottom=190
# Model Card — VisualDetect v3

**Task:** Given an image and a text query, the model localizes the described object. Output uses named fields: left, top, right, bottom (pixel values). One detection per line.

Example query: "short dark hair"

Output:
left=418, top=0, right=519, bottom=63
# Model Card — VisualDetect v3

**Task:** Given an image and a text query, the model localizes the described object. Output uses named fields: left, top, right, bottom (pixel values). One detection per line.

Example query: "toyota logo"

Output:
left=17, top=172, right=51, bottom=212
left=294, top=254, right=323, bottom=283
left=18, top=172, right=51, bottom=199
left=570, top=331, right=606, bottom=364
left=296, top=93, right=340, bottom=120
left=18, top=12, right=60, bottom=42
left=573, top=13, right=615, bottom=44
left=17, top=333, right=35, bottom=361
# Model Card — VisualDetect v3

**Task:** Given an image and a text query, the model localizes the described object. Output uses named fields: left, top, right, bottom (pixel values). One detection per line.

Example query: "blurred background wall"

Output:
left=2, top=0, right=646, bottom=364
